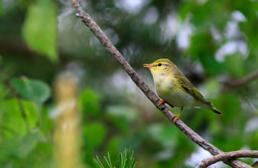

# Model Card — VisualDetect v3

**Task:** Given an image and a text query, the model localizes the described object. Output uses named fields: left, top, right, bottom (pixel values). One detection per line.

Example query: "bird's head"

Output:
left=144, top=58, right=175, bottom=77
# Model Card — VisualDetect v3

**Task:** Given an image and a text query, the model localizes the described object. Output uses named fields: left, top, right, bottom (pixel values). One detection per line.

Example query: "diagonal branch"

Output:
left=224, top=71, right=258, bottom=87
left=199, top=150, right=258, bottom=168
left=71, top=1, right=251, bottom=167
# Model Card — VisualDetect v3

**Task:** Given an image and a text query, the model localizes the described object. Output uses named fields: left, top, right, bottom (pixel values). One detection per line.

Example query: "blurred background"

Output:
left=0, top=0, right=257, bottom=167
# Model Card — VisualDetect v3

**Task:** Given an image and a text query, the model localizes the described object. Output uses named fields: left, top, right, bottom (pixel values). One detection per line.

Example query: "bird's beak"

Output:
left=143, top=63, right=152, bottom=69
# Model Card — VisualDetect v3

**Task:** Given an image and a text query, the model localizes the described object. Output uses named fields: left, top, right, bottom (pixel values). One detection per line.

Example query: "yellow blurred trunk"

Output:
left=53, top=72, right=82, bottom=168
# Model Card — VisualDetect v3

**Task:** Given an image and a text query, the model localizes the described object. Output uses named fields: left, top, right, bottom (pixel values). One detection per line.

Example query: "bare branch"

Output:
left=224, top=71, right=258, bottom=87
left=199, top=150, right=258, bottom=168
left=71, top=1, right=251, bottom=167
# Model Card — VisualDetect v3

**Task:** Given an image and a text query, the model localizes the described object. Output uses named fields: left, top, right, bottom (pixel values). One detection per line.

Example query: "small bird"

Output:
left=144, top=58, right=222, bottom=122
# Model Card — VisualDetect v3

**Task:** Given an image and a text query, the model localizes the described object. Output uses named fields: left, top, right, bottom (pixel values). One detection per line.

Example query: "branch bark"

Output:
left=199, top=150, right=258, bottom=168
left=71, top=1, right=252, bottom=167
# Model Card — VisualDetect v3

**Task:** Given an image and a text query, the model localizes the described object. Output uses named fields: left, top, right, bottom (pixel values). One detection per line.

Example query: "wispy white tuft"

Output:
left=232, top=11, right=246, bottom=22
left=245, top=117, right=258, bottom=133
left=160, top=13, right=179, bottom=42
left=104, top=28, right=119, bottom=45
left=143, top=7, right=158, bottom=25
left=211, top=27, right=222, bottom=42
left=115, top=0, right=149, bottom=14
left=215, top=41, right=248, bottom=62
left=49, top=99, right=76, bottom=119
left=176, top=20, right=193, bottom=49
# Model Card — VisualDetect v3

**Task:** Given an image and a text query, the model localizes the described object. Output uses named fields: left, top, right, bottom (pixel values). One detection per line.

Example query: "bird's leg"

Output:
left=158, top=99, right=179, bottom=122
left=157, top=99, right=174, bottom=108
left=172, top=112, right=181, bottom=123
left=157, top=99, right=166, bottom=106
left=157, top=99, right=167, bottom=110
left=172, top=107, right=183, bottom=123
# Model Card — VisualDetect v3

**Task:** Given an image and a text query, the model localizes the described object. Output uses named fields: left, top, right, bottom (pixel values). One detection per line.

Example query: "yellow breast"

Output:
left=154, top=74, right=194, bottom=107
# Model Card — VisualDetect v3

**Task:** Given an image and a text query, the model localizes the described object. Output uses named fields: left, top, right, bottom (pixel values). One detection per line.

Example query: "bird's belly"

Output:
left=158, top=88, right=194, bottom=107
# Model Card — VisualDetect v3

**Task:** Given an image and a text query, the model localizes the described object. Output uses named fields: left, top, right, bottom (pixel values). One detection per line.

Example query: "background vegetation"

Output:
left=0, top=0, right=257, bottom=167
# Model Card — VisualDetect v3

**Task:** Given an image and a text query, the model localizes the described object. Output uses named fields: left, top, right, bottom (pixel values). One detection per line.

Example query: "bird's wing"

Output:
left=174, top=68, right=208, bottom=104
left=174, top=67, right=222, bottom=114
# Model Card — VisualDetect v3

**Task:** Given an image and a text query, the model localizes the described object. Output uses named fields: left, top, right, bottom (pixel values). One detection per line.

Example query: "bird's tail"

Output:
left=205, top=101, right=222, bottom=115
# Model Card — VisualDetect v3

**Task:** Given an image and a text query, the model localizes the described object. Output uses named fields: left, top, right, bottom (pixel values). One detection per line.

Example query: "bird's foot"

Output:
left=158, top=99, right=167, bottom=110
left=157, top=99, right=166, bottom=106
left=172, top=113, right=181, bottom=123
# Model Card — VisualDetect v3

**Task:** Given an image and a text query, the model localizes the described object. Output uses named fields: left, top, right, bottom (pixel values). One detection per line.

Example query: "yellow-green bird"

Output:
left=144, top=58, right=222, bottom=122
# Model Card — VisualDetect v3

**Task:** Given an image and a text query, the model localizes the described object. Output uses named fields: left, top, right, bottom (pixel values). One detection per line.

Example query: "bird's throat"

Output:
left=154, top=73, right=175, bottom=92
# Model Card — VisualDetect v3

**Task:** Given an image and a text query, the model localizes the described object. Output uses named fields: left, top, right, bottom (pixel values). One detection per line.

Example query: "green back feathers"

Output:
left=174, top=69, right=205, bottom=102
left=174, top=69, right=222, bottom=114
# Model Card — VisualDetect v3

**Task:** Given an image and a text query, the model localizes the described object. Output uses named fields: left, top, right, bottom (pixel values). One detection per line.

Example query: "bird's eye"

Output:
left=158, top=63, right=162, bottom=66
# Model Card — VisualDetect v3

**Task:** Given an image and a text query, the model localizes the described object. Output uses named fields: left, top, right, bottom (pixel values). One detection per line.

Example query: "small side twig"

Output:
left=6, top=81, right=31, bottom=132
left=224, top=71, right=258, bottom=87
left=199, top=150, right=258, bottom=168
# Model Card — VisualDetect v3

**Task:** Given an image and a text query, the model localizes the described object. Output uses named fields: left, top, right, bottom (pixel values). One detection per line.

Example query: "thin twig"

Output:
left=199, top=150, right=258, bottom=168
left=71, top=1, right=251, bottom=167
left=224, top=71, right=258, bottom=87
left=6, top=81, right=31, bottom=132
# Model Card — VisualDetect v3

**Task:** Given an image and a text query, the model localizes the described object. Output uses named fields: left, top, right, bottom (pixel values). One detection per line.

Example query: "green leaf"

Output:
left=0, top=99, right=27, bottom=138
left=16, top=130, right=44, bottom=158
left=249, top=131, right=258, bottom=149
left=0, top=130, right=44, bottom=161
left=79, top=88, right=101, bottom=116
left=188, top=32, right=224, bottom=76
left=107, top=136, right=124, bottom=155
left=0, top=0, right=3, bottom=16
left=22, top=100, right=38, bottom=129
left=212, top=93, right=246, bottom=141
left=22, top=0, right=57, bottom=62
left=83, top=122, right=107, bottom=150
left=148, top=123, right=178, bottom=149
left=106, top=105, right=138, bottom=133
left=11, top=77, right=50, bottom=104
left=0, top=99, right=39, bottom=139
left=224, top=54, right=245, bottom=77
left=107, top=105, right=138, bottom=121
left=202, top=79, right=220, bottom=99
left=0, top=82, right=8, bottom=100
left=178, top=2, right=194, bottom=20
left=199, top=54, right=224, bottom=76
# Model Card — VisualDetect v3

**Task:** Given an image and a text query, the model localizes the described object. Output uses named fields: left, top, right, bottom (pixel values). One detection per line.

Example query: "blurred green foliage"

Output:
left=0, top=0, right=257, bottom=168
left=22, top=0, right=57, bottom=61
left=11, top=77, right=51, bottom=104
